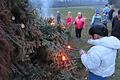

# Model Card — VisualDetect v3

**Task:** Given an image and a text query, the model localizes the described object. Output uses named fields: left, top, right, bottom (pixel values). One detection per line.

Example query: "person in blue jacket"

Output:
left=91, top=8, right=102, bottom=26
left=103, top=12, right=109, bottom=28
left=103, top=4, right=110, bottom=14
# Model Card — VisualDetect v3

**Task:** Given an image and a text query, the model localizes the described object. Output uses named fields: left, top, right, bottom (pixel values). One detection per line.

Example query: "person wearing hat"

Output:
left=103, top=4, right=110, bottom=15
left=79, top=25, right=120, bottom=80
left=91, top=8, right=102, bottom=26
left=103, top=12, right=109, bottom=28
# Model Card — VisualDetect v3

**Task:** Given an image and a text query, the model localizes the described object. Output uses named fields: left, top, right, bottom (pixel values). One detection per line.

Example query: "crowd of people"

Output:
left=56, top=4, right=120, bottom=80
left=56, top=10, right=86, bottom=40
left=56, top=4, right=120, bottom=41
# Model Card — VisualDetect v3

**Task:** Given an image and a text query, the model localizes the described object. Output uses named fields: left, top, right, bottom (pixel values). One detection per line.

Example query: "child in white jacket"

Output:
left=80, top=25, right=120, bottom=80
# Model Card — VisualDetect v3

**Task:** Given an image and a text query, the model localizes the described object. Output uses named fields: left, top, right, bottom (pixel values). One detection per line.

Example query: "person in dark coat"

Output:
left=109, top=7, right=115, bottom=21
left=56, top=11, right=61, bottom=24
left=111, top=9, right=120, bottom=40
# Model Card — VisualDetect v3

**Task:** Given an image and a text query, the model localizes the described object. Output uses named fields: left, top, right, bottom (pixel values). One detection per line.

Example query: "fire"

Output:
left=54, top=52, right=72, bottom=69
left=62, top=55, right=66, bottom=61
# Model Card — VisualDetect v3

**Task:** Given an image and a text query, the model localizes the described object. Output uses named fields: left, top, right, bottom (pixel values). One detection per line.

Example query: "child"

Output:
left=91, top=8, right=102, bottom=26
left=103, top=12, right=109, bottom=28
left=80, top=25, right=120, bottom=80
left=66, top=11, right=73, bottom=28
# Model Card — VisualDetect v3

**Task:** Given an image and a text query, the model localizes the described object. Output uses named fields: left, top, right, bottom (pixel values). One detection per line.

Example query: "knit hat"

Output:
left=89, top=25, right=108, bottom=37
left=95, top=8, right=100, bottom=14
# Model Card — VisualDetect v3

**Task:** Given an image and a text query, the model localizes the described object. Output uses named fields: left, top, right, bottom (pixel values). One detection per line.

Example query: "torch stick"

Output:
left=70, top=58, right=81, bottom=61
left=66, top=48, right=81, bottom=51
left=63, top=57, right=81, bottom=61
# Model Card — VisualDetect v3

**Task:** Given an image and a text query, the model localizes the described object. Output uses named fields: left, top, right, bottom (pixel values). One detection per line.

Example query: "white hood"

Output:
left=88, top=36, right=120, bottom=49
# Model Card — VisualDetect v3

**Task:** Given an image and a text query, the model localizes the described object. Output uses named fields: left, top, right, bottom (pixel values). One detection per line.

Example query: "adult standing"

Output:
left=74, top=12, right=85, bottom=40
left=109, top=7, right=115, bottom=21
left=111, top=9, right=120, bottom=40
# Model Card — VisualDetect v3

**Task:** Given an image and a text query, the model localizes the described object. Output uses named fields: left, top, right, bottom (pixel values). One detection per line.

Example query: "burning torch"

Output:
left=64, top=45, right=85, bottom=61
left=67, top=45, right=81, bottom=51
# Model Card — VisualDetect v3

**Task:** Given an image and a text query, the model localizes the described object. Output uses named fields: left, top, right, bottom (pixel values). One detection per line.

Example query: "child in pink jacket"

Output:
left=74, top=12, right=85, bottom=40
left=66, top=11, right=73, bottom=28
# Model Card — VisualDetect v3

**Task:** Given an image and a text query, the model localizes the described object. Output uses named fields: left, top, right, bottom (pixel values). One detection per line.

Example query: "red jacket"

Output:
left=75, top=17, right=85, bottom=29
left=66, top=16, right=73, bottom=27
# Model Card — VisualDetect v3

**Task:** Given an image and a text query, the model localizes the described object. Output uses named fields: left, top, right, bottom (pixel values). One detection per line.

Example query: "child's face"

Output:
left=89, top=34, right=100, bottom=40
left=67, top=13, right=71, bottom=17
left=89, top=35, right=93, bottom=39
left=78, top=14, right=81, bottom=17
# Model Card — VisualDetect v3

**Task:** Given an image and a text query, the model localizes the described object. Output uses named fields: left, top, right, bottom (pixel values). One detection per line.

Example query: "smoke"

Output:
left=29, top=0, right=53, bottom=17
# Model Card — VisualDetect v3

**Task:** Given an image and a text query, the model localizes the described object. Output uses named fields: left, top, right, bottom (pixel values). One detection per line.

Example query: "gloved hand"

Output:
left=79, top=49, right=86, bottom=56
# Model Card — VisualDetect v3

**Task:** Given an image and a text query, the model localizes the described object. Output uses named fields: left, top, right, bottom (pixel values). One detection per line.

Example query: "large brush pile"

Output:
left=0, top=0, right=84, bottom=80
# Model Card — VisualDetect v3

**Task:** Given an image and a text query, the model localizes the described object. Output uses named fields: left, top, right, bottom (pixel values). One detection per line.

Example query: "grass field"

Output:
left=52, top=7, right=120, bottom=80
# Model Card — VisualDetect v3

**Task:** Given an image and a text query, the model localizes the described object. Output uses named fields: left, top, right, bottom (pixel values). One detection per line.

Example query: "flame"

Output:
left=62, top=55, right=66, bottom=61
left=67, top=45, right=71, bottom=49
left=54, top=52, right=71, bottom=69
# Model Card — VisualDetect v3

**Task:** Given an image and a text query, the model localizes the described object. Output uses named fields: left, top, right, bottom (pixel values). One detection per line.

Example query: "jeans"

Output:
left=88, top=72, right=108, bottom=80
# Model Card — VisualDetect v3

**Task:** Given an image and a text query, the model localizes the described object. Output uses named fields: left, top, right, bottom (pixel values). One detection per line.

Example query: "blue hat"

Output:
left=95, top=8, right=100, bottom=14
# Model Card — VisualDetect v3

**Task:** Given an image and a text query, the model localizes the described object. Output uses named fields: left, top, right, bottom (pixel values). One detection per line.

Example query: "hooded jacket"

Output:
left=81, top=36, right=120, bottom=77
left=91, top=14, right=102, bottom=25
